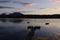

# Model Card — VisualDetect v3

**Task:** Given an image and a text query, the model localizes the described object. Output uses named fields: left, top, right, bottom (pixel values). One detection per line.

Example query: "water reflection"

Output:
left=25, top=26, right=41, bottom=40
left=0, top=26, right=27, bottom=40
left=0, top=19, right=60, bottom=40
left=0, top=19, right=24, bottom=40
left=0, top=18, right=23, bottom=23
left=0, top=19, right=7, bottom=22
left=9, top=19, right=23, bottom=23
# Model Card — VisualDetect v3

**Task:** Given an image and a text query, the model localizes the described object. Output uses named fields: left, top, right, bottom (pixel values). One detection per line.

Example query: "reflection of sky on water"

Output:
left=0, top=18, right=60, bottom=40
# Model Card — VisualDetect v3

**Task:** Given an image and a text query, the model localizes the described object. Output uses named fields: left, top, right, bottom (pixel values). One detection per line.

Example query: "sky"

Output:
left=0, top=0, right=60, bottom=15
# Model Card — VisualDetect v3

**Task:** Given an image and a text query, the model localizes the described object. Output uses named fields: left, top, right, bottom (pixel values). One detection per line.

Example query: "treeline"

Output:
left=24, top=15, right=60, bottom=18
left=0, top=12, right=60, bottom=18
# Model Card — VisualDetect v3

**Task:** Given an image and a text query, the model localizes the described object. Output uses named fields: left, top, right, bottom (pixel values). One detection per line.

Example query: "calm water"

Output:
left=0, top=18, right=60, bottom=40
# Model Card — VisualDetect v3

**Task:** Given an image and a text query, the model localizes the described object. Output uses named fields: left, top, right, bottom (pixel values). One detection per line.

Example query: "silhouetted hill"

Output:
left=8, top=12, right=24, bottom=18
left=0, top=13, right=7, bottom=18
left=0, top=12, right=24, bottom=18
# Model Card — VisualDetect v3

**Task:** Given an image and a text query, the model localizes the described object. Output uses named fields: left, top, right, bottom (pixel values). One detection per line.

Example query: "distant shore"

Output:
left=0, top=12, right=60, bottom=18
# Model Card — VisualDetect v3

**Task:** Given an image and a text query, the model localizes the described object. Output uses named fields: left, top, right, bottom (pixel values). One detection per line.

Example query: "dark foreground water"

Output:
left=0, top=18, right=60, bottom=40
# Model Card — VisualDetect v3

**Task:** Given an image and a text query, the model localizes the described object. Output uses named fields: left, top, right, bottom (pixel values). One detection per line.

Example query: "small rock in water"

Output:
left=45, top=23, right=49, bottom=25
left=27, top=22, right=30, bottom=24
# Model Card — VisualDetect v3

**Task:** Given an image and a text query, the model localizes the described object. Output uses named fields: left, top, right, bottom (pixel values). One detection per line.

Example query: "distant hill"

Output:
left=8, top=12, right=24, bottom=18
left=0, top=12, right=60, bottom=18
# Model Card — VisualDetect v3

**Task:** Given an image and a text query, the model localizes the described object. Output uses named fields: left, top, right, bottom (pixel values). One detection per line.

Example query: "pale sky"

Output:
left=0, top=0, right=60, bottom=15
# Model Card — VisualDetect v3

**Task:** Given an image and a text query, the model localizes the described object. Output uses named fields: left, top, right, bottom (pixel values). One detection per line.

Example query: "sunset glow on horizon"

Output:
left=0, top=0, right=60, bottom=15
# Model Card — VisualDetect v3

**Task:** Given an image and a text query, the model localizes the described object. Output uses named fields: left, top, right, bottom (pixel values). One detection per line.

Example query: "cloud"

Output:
left=39, top=8, right=49, bottom=10
left=21, top=11, right=34, bottom=13
left=38, top=7, right=60, bottom=10
left=21, top=3, right=36, bottom=6
left=55, top=0, right=60, bottom=2
left=0, top=1, right=36, bottom=7
left=0, top=6, right=13, bottom=9
left=52, top=8, right=60, bottom=10
left=0, top=0, right=21, bottom=3
left=0, top=1, right=13, bottom=4
left=48, top=0, right=60, bottom=4
left=0, top=0, right=11, bottom=3
left=13, top=7, right=22, bottom=10
left=21, top=11, right=38, bottom=15
left=0, top=6, right=21, bottom=10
